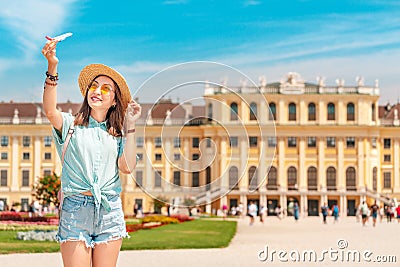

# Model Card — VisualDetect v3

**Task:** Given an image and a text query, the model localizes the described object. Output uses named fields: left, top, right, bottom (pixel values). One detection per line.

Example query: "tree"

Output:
left=152, top=195, right=169, bottom=214
left=32, top=172, right=61, bottom=206
left=183, top=197, right=197, bottom=216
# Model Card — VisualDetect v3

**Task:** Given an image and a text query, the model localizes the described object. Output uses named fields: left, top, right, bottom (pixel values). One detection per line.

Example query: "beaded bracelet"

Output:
left=46, top=71, right=59, bottom=81
left=44, top=80, right=58, bottom=87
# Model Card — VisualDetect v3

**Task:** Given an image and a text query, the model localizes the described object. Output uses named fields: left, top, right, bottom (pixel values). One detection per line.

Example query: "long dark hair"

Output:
left=74, top=75, right=125, bottom=137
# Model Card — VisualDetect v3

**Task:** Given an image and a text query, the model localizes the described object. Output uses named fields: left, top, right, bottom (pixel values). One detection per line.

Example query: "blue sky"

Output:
left=0, top=0, right=399, bottom=104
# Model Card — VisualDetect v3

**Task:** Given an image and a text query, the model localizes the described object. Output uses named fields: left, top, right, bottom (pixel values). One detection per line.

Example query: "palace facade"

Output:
left=0, top=72, right=399, bottom=216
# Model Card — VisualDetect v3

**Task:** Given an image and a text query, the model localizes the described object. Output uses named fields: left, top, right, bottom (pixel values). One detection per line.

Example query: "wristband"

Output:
left=127, top=129, right=136, bottom=134
left=46, top=71, right=59, bottom=81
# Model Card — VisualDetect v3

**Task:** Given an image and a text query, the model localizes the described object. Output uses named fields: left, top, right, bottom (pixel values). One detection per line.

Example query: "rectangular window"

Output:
left=192, top=137, right=200, bottom=148
left=23, top=152, right=30, bottom=160
left=192, top=153, right=200, bottom=160
left=307, top=137, right=316, bottom=148
left=174, top=153, right=181, bottom=161
left=1, top=152, right=7, bottom=160
left=155, top=154, right=162, bottom=161
left=383, top=172, right=391, bottom=189
left=192, top=172, right=199, bottom=187
left=384, top=154, right=391, bottom=162
left=384, top=138, right=391, bottom=149
left=44, top=152, right=51, bottom=160
left=230, top=137, right=238, bottom=147
left=154, top=171, right=162, bottom=188
left=43, top=170, right=52, bottom=176
left=173, top=171, right=181, bottom=186
left=268, top=137, right=276, bottom=148
left=136, top=137, right=144, bottom=148
left=155, top=137, right=162, bottom=148
left=22, top=170, right=29, bottom=187
left=135, top=170, right=143, bottom=187
left=43, top=136, right=52, bottom=147
left=22, top=136, right=31, bottom=147
left=1, top=136, right=9, bottom=147
left=288, top=137, right=297, bottom=148
left=249, top=136, right=258, bottom=147
left=346, top=137, right=355, bottom=148
left=1, top=170, right=7, bottom=186
left=174, top=137, right=181, bottom=148
left=327, top=137, right=336, bottom=148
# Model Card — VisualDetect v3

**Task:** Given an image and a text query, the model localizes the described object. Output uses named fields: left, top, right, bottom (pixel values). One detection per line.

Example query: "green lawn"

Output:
left=122, top=220, right=237, bottom=250
left=0, top=219, right=237, bottom=254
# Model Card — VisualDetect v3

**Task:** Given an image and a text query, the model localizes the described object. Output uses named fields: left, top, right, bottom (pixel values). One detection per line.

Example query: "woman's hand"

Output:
left=125, top=100, right=142, bottom=126
left=41, top=39, right=59, bottom=66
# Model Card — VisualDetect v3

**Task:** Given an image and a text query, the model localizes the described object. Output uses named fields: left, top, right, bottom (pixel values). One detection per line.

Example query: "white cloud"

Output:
left=0, top=0, right=79, bottom=60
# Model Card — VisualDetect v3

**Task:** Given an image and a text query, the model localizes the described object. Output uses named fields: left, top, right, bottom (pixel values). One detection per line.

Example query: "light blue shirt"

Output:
left=52, top=112, right=125, bottom=212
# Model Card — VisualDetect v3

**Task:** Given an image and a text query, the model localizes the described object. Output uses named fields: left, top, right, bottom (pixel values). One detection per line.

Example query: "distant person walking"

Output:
left=361, top=201, right=369, bottom=226
left=259, top=205, right=267, bottom=223
left=370, top=201, right=379, bottom=227
left=293, top=202, right=299, bottom=221
left=248, top=201, right=258, bottom=225
left=275, top=205, right=282, bottom=220
left=321, top=202, right=329, bottom=224
left=332, top=204, right=339, bottom=223
left=396, top=204, right=400, bottom=223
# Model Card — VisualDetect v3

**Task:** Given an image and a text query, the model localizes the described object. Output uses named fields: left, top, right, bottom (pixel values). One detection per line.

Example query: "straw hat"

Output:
left=78, top=63, right=131, bottom=110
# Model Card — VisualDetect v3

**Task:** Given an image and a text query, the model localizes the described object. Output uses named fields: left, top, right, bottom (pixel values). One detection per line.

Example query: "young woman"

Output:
left=42, top=38, right=141, bottom=267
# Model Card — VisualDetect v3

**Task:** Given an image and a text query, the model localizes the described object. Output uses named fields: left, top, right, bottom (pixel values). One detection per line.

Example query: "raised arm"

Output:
left=118, top=100, right=142, bottom=174
left=42, top=39, right=63, bottom=132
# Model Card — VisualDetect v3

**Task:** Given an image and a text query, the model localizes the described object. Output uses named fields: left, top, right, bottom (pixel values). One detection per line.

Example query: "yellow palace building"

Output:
left=0, top=72, right=399, bottom=216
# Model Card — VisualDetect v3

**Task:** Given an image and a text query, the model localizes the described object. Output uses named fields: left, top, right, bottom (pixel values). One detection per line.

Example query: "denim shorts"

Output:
left=56, top=194, right=128, bottom=248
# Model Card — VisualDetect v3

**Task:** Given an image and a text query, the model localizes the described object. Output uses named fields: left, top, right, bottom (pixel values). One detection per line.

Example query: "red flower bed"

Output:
left=170, top=214, right=194, bottom=222
left=125, top=223, right=164, bottom=233
left=0, top=212, right=22, bottom=221
left=0, top=212, right=58, bottom=224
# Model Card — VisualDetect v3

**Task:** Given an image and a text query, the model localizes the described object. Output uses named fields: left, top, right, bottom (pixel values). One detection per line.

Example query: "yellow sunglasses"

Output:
left=88, top=81, right=114, bottom=95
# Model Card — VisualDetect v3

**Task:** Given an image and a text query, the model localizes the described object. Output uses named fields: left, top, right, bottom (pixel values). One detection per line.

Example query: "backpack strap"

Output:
left=58, top=121, right=75, bottom=210
left=61, top=122, right=75, bottom=164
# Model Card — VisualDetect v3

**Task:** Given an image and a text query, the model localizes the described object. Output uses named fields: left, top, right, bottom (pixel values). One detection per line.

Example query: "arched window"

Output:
left=269, top=102, right=276, bottom=121
left=207, top=103, right=213, bottom=121
left=326, top=167, right=336, bottom=190
left=308, top=103, right=316, bottom=121
left=347, top=103, right=355, bottom=121
left=287, top=166, right=297, bottom=190
left=307, top=166, right=317, bottom=190
left=250, top=102, right=257, bottom=121
left=289, top=103, right=296, bottom=121
left=229, top=166, right=239, bottom=190
left=267, top=166, right=278, bottom=190
left=248, top=166, right=258, bottom=191
left=327, top=103, right=335, bottom=120
left=230, top=102, right=238, bottom=121
left=372, top=167, right=377, bottom=191
left=346, top=167, right=356, bottom=191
